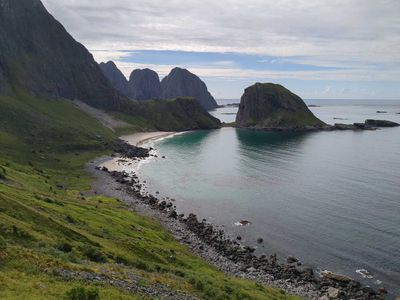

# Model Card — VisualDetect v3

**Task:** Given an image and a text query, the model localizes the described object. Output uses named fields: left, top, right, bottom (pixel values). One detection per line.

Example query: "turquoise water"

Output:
left=139, top=99, right=400, bottom=297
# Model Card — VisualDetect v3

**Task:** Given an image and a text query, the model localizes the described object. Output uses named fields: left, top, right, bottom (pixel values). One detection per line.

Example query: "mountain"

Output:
left=160, top=67, right=219, bottom=110
left=128, top=68, right=161, bottom=100
left=98, top=64, right=218, bottom=110
left=236, top=83, right=326, bottom=130
left=0, top=0, right=130, bottom=110
left=99, top=61, right=130, bottom=96
left=0, top=63, right=9, bottom=94
left=0, top=0, right=220, bottom=130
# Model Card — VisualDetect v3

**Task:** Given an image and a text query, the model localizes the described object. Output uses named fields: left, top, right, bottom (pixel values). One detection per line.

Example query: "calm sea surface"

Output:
left=138, top=99, right=400, bottom=297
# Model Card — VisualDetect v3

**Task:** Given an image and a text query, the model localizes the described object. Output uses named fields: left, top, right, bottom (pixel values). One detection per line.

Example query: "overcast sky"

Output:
left=42, top=0, right=400, bottom=100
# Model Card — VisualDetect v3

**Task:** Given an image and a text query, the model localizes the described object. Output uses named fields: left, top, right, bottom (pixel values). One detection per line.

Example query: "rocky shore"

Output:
left=88, top=139, right=388, bottom=300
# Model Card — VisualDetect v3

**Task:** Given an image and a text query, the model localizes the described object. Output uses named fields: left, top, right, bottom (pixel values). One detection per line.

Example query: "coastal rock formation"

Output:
left=236, top=83, right=326, bottom=130
left=0, top=0, right=127, bottom=109
left=99, top=61, right=130, bottom=96
left=128, top=69, right=161, bottom=100
left=160, top=67, right=218, bottom=110
left=365, top=119, right=399, bottom=127
left=333, top=119, right=399, bottom=130
left=0, top=64, right=9, bottom=93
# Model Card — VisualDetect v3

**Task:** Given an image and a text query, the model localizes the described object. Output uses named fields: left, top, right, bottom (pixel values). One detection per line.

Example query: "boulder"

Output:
left=321, top=271, right=352, bottom=283
left=327, top=287, right=340, bottom=299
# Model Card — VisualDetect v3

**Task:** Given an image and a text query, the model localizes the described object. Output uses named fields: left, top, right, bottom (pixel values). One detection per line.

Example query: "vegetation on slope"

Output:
left=0, top=93, right=299, bottom=300
left=113, top=97, right=221, bottom=134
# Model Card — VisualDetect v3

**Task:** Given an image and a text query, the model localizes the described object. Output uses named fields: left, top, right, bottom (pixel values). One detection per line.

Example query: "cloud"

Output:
left=322, top=86, right=332, bottom=94
left=42, top=0, right=400, bottom=66
left=40, top=0, right=400, bottom=98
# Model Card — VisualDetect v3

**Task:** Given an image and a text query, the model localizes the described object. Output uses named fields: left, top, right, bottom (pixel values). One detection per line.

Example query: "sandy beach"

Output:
left=100, top=131, right=177, bottom=173
left=120, top=131, right=176, bottom=147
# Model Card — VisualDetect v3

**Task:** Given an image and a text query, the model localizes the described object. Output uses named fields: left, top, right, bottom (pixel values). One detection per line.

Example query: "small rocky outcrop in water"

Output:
left=365, top=119, right=399, bottom=127
left=160, top=67, right=219, bottom=110
left=236, top=83, right=326, bottom=130
left=333, top=119, right=399, bottom=130
left=128, top=69, right=161, bottom=100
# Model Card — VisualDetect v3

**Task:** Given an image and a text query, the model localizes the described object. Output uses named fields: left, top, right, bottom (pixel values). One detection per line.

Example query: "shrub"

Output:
left=58, top=242, right=73, bottom=253
left=0, top=236, right=7, bottom=251
left=195, top=280, right=204, bottom=291
left=0, top=167, right=6, bottom=180
left=66, top=215, right=76, bottom=224
left=65, top=287, right=99, bottom=300
left=83, top=246, right=107, bottom=263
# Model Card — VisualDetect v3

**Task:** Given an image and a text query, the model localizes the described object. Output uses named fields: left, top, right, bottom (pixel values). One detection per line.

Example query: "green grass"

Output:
left=255, top=110, right=325, bottom=128
left=0, top=93, right=300, bottom=299
left=112, top=97, right=220, bottom=134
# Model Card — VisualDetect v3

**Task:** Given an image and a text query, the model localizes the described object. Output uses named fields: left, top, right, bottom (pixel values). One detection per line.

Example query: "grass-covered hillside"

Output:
left=0, top=92, right=300, bottom=300
left=113, top=97, right=221, bottom=134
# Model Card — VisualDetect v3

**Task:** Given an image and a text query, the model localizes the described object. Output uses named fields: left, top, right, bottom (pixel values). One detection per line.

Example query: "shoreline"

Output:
left=90, top=132, right=386, bottom=300
left=120, top=131, right=178, bottom=147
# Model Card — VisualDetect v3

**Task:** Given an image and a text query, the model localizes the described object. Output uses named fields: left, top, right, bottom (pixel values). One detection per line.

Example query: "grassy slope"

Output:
left=113, top=97, right=221, bottom=135
left=254, top=110, right=325, bottom=128
left=0, top=93, right=300, bottom=300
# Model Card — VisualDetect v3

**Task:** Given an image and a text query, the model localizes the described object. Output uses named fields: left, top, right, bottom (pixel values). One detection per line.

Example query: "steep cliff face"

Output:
left=99, top=61, right=130, bottom=96
left=0, top=61, right=9, bottom=94
left=128, top=69, right=161, bottom=100
left=236, top=83, right=326, bottom=130
left=160, top=68, right=218, bottom=110
left=0, top=0, right=126, bottom=109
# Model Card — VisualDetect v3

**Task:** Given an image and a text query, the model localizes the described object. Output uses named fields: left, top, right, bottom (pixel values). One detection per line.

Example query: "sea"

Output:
left=137, top=99, right=400, bottom=297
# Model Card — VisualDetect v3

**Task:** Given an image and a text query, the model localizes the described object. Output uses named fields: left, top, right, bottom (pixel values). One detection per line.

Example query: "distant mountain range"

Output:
left=99, top=62, right=219, bottom=110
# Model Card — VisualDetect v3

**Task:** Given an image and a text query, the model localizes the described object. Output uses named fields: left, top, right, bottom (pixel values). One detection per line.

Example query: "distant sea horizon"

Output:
left=216, top=98, right=400, bottom=102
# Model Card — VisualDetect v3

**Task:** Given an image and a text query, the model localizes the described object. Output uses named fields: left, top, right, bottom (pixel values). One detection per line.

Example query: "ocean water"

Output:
left=138, top=99, right=400, bottom=297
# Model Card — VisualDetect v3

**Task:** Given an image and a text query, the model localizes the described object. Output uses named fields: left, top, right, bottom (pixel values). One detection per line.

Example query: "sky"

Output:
left=42, top=0, right=400, bottom=100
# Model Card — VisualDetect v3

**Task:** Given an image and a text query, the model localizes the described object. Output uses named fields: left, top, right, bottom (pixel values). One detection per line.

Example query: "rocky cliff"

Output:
left=0, top=0, right=128, bottom=110
left=0, top=62, right=9, bottom=94
left=128, top=69, right=161, bottom=100
left=236, top=83, right=326, bottom=130
left=99, top=61, right=130, bottom=96
left=160, top=68, right=218, bottom=110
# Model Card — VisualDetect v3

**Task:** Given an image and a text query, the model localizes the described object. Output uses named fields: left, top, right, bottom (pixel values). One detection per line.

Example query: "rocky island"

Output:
left=236, top=83, right=327, bottom=130
left=235, top=83, right=399, bottom=131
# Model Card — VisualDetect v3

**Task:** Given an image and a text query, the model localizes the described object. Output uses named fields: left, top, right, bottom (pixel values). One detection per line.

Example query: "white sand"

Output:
left=120, top=131, right=176, bottom=146
left=100, top=131, right=177, bottom=173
